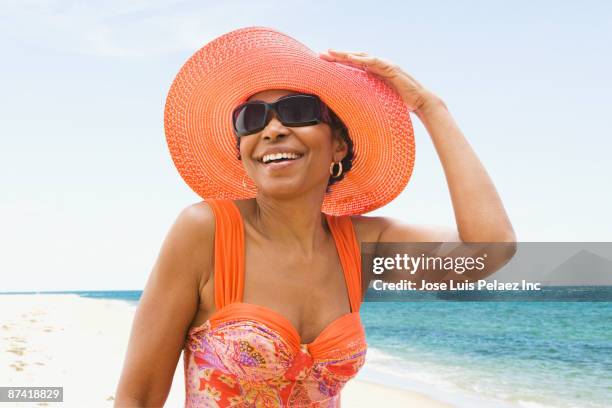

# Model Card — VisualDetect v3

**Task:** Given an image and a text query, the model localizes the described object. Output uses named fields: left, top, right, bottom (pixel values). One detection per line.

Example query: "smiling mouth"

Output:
left=258, top=153, right=304, bottom=165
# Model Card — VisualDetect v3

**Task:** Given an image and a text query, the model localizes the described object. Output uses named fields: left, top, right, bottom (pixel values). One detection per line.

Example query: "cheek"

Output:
left=301, top=128, right=335, bottom=157
left=238, top=138, right=253, bottom=159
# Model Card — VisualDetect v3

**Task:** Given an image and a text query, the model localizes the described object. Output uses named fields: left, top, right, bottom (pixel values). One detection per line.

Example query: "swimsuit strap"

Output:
left=206, top=199, right=245, bottom=310
left=324, top=214, right=363, bottom=313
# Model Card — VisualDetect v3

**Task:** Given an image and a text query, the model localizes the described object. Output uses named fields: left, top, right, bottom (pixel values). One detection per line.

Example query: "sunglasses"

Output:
left=232, top=94, right=325, bottom=137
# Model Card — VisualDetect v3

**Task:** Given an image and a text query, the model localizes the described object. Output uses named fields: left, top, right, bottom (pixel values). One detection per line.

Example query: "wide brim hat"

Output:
left=164, top=26, right=415, bottom=216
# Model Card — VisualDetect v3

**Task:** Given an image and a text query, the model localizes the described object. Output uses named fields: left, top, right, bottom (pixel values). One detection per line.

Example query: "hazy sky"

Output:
left=1, top=1, right=611, bottom=291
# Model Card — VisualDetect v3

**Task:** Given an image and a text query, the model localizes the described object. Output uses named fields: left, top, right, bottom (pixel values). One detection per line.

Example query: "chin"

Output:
left=258, top=171, right=327, bottom=196
left=257, top=181, right=304, bottom=199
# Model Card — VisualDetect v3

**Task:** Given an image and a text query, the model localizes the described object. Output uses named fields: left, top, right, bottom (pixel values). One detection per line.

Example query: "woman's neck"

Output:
left=249, top=193, right=330, bottom=258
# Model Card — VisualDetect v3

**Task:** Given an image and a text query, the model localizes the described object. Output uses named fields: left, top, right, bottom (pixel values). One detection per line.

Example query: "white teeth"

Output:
left=262, top=152, right=300, bottom=164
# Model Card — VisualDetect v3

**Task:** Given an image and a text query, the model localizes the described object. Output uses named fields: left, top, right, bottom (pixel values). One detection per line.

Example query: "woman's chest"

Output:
left=241, top=241, right=352, bottom=343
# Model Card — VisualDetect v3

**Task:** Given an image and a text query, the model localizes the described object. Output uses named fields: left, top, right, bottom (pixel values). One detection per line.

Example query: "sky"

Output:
left=1, top=0, right=611, bottom=291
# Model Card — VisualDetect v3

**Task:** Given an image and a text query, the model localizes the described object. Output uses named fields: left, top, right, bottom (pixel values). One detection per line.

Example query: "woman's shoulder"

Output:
left=170, top=201, right=217, bottom=253
left=348, top=214, right=387, bottom=244
left=178, top=201, right=216, bottom=229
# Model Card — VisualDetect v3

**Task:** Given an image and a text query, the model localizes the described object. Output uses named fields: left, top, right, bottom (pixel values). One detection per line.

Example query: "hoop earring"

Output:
left=329, top=161, right=343, bottom=178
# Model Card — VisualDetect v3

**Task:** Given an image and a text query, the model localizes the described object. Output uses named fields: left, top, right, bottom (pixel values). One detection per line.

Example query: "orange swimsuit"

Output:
left=183, top=199, right=368, bottom=407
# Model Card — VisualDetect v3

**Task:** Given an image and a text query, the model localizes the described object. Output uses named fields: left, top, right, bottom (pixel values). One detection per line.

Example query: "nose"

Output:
left=261, top=112, right=289, bottom=141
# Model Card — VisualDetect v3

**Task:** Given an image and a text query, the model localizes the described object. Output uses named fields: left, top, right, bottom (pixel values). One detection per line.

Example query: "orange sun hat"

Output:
left=164, top=26, right=415, bottom=216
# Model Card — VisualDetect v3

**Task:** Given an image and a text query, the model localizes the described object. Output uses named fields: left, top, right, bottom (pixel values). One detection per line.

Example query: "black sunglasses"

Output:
left=232, top=94, right=325, bottom=137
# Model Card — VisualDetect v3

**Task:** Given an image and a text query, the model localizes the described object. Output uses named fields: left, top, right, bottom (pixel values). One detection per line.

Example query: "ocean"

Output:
left=17, top=289, right=612, bottom=408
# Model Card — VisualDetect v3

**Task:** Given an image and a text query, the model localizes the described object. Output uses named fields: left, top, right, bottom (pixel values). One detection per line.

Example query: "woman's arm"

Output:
left=321, top=50, right=516, bottom=286
left=114, top=202, right=215, bottom=407
left=359, top=96, right=517, bottom=284
left=377, top=95, right=516, bottom=243
left=419, top=96, right=514, bottom=241
left=321, top=49, right=515, bottom=243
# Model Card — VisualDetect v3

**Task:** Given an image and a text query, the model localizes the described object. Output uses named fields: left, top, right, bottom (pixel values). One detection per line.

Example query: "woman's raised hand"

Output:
left=319, top=49, right=438, bottom=113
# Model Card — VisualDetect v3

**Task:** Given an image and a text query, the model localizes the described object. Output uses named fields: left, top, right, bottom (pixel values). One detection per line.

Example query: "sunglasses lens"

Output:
left=234, top=103, right=267, bottom=135
left=278, top=96, right=318, bottom=124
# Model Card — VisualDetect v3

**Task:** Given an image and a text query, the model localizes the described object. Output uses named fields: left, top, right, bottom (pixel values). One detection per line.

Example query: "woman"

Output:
left=115, top=27, right=515, bottom=407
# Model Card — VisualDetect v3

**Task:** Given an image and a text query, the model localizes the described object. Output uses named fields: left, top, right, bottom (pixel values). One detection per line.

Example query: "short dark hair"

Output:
left=234, top=103, right=355, bottom=193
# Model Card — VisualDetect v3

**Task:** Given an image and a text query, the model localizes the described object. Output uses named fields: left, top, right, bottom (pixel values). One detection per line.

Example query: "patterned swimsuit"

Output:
left=183, top=199, right=368, bottom=407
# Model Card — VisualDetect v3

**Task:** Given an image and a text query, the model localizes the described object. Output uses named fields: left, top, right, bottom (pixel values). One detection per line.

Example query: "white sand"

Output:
left=0, top=294, right=452, bottom=407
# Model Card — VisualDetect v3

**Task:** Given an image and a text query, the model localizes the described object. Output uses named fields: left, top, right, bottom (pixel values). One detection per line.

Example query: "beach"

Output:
left=0, top=294, right=451, bottom=408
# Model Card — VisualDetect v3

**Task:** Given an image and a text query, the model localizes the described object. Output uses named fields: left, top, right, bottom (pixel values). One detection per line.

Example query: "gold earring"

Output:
left=242, top=174, right=252, bottom=190
left=329, top=161, right=343, bottom=178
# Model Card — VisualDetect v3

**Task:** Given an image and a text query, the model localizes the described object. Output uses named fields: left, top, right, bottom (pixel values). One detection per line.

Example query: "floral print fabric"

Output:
left=184, top=318, right=367, bottom=407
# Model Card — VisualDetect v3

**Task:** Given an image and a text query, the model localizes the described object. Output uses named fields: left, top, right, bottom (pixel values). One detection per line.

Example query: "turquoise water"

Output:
left=360, top=301, right=612, bottom=408
left=8, top=290, right=611, bottom=407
